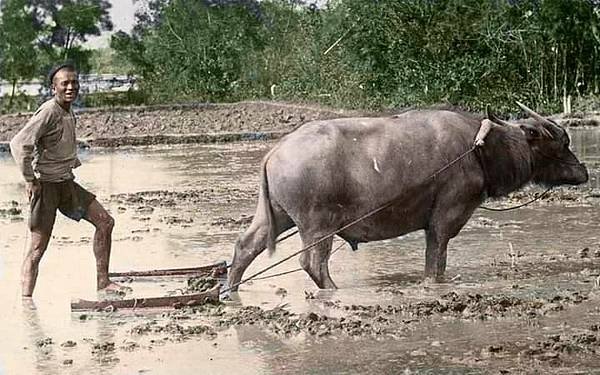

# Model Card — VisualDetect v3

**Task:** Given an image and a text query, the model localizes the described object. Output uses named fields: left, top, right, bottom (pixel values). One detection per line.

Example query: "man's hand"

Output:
left=26, top=180, right=41, bottom=201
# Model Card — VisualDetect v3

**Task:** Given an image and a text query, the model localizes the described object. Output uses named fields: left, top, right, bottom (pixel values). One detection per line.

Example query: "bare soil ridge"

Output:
left=0, top=101, right=358, bottom=149
left=1, top=100, right=597, bottom=150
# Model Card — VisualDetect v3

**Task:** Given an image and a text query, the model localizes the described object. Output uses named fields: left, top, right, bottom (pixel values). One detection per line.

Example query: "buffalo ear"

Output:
left=520, top=124, right=542, bottom=140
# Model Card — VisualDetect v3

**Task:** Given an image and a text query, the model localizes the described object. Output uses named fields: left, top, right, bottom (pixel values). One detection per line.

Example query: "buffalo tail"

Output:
left=261, top=152, right=277, bottom=256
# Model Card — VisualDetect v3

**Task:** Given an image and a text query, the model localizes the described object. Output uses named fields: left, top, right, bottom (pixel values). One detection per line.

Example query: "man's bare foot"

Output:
left=98, top=281, right=132, bottom=294
left=21, top=297, right=36, bottom=310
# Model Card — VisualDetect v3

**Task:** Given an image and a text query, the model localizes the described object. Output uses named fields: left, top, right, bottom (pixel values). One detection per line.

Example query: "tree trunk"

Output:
left=64, top=28, right=71, bottom=59
left=553, top=44, right=559, bottom=101
left=562, top=48, right=569, bottom=114
left=8, top=79, right=17, bottom=108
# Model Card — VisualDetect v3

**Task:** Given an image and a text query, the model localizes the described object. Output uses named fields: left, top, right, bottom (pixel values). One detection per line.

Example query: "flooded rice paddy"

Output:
left=1, top=129, right=600, bottom=374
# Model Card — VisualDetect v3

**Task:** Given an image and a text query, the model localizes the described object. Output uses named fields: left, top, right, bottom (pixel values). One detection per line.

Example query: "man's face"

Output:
left=52, top=68, right=80, bottom=105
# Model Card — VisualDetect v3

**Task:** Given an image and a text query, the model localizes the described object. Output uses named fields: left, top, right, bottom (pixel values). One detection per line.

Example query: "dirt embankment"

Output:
left=1, top=101, right=598, bottom=150
left=0, top=101, right=358, bottom=150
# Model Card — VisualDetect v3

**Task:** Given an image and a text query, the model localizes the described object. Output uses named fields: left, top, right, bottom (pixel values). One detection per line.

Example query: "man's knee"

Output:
left=96, top=214, right=114, bottom=232
left=88, top=211, right=115, bottom=232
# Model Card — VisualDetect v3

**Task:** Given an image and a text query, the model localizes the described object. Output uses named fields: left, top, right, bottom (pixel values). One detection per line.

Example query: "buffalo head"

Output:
left=488, top=102, right=588, bottom=187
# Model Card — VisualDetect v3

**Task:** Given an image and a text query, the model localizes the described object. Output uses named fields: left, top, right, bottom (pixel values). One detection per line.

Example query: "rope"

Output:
left=250, top=241, right=346, bottom=282
left=537, top=150, right=583, bottom=166
left=224, top=229, right=299, bottom=269
left=479, top=187, right=553, bottom=212
left=275, top=229, right=299, bottom=245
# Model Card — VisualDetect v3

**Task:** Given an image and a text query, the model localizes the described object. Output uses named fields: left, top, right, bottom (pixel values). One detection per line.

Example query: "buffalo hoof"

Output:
left=317, top=279, right=338, bottom=290
left=423, top=275, right=446, bottom=284
left=227, top=279, right=241, bottom=292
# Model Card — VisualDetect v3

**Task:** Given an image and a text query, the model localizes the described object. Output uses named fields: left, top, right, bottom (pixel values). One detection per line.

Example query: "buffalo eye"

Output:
left=520, top=124, right=541, bottom=140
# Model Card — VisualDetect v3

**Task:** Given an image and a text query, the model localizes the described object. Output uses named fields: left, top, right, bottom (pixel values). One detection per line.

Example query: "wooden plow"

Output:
left=71, top=261, right=228, bottom=312
left=108, top=261, right=228, bottom=279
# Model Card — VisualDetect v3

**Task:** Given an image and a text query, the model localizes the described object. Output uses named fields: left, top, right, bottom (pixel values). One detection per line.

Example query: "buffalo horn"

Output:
left=486, top=105, right=512, bottom=127
left=515, top=101, right=558, bottom=138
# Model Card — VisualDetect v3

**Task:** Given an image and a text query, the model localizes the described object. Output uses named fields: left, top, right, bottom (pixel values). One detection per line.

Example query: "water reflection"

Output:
left=0, top=128, right=598, bottom=374
left=21, top=299, right=58, bottom=375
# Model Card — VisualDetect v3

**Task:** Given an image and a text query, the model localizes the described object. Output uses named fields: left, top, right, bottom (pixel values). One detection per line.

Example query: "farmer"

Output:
left=10, top=62, right=126, bottom=297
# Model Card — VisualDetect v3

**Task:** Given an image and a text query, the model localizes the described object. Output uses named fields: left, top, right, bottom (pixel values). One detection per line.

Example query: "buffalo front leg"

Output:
left=424, top=229, right=450, bottom=282
left=299, top=234, right=337, bottom=289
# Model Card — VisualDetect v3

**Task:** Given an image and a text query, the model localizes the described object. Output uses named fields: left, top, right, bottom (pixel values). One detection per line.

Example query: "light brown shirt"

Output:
left=10, top=98, right=81, bottom=182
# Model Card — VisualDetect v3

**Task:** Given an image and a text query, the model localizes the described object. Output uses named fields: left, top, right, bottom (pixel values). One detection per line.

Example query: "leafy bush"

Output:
left=109, top=0, right=600, bottom=112
left=80, top=90, right=148, bottom=108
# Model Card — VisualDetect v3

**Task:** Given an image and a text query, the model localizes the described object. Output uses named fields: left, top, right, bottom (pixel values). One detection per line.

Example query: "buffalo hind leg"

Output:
left=424, top=228, right=450, bottom=282
left=228, top=223, right=269, bottom=291
left=299, top=234, right=337, bottom=289
left=228, top=211, right=293, bottom=291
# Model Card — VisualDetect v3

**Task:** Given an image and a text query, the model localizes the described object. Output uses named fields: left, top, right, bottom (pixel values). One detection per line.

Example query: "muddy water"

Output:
left=0, top=129, right=599, bottom=374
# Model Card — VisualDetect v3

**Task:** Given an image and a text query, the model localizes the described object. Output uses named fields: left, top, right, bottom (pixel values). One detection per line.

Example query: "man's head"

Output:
left=49, top=63, right=79, bottom=109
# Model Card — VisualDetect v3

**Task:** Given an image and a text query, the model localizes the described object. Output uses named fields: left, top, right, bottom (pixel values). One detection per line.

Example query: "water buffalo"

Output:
left=228, top=103, right=588, bottom=290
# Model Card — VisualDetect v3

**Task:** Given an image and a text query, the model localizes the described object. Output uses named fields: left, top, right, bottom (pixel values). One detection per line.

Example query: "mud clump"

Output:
left=183, top=277, right=218, bottom=294
left=0, top=201, right=23, bottom=220
left=120, top=341, right=140, bottom=352
left=217, top=305, right=392, bottom=337
left=210, top=215, right=253, bottom=228
left=35, top=337, right=53, bottom=347
left=61, top=340, right=77, bottom=348
left=161, top=216, right=194, bottom=225
left=91, top=342, right=115, bottom=355
left=111, top=188, right=254, bottom=208
left=131, top=321, right=217, bottom=340
left=137, top=289, right=596, bottom=342
left=0, top=207, right=21, bottom=216
left=520, top=326, right=600, bottom=364
left=329, top=290, right=589, bottom=322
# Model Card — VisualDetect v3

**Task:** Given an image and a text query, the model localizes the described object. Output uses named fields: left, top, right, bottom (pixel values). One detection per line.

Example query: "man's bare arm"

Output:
left=10, top=108, right=52, bottom=183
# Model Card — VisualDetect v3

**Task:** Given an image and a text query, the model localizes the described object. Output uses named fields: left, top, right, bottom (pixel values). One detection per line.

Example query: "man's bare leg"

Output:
left=84, top=199, right=127, bottom=292
left=22, top=230, right=52, bottom=297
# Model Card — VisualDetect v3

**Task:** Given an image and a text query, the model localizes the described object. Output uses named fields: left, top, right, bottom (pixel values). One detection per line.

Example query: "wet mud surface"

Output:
left=1, top=129, right=600, bottom=374
left=55, top=269, right=600, bottom=374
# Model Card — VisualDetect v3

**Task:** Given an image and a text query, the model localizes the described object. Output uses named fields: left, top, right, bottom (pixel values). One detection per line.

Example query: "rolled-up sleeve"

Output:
left=10, top=108, right=52, bottom=182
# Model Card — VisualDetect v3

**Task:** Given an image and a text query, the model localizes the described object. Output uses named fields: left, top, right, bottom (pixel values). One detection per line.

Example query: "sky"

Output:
left=84, top=0, right=330, bottom=49
left=84, top=0, right=137, bottom=49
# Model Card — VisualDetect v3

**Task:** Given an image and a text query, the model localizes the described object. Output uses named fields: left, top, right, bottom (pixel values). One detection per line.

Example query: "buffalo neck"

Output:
left=477, top=126, right=534, bottom=198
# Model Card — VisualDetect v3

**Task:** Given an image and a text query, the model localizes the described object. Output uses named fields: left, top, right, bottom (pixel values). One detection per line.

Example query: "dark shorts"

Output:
left=29, top=180, right=96, bottom=233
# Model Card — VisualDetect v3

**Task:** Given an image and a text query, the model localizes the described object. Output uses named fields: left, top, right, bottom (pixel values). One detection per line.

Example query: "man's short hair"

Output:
left=48, top=62, right=77, bottom=87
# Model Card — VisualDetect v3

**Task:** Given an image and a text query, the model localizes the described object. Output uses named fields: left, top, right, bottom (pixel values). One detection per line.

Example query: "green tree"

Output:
left=112, top=0, right=266, bottom=102
left=31, top=0, right=113, bottom=73
left=0, top=0, right=39, bottom=107
left=110, top=0, right=600, bottom=112
left=89, top=47, right=134, bottom=74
